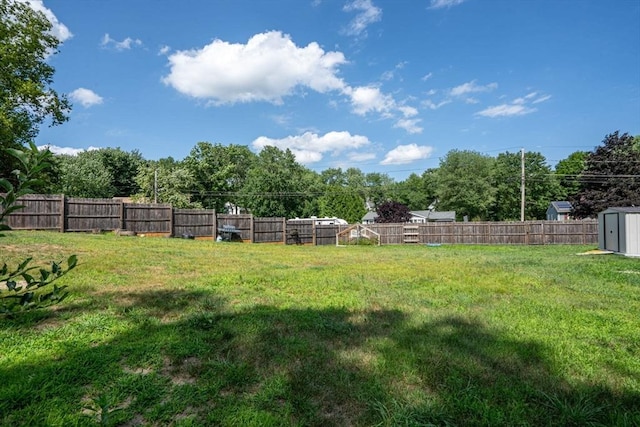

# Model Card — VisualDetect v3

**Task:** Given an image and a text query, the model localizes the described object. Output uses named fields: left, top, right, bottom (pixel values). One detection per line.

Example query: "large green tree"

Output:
left=1, top=0, right=70, bottom=180
left=134, top=157, right=201, bottom=208
left=56, top=152, right=114, bottom=198
left=554, top=151, right=588, bottom=201
left=318, top=186, right=366, bottom=223
left=97, top=148, right=143, bottom=196
left=435, top=150, right=495, bottom=220
left=184, top=142, right=256, bottom=211
left=490, top=151, right=562, bottom=221
left=394, top=171, right=437, bottom=211
left=365, top=172, right=396, bottom=208
left=571, top=132, right=640, bottom=218
left=54, top=148, right=143, bottom=198
left=240, top=146, right=310, bottom=218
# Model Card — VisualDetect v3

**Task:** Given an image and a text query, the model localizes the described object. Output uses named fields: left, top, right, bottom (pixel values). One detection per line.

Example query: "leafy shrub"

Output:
left=1, top=143, right=76, bottom=315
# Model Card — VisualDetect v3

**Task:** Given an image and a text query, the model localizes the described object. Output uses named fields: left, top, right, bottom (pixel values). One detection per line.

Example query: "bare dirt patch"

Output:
left=161, top=356, right=201, bottom=385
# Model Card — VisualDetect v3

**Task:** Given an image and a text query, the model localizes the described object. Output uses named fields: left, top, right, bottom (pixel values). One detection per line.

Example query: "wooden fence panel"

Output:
left=173, top=209, right=215, bottom=237
left=315, top=225, right=339, bottom=245
left=217, top=214, right=253, bottom=241
left=286, top=220, right=314, bottom=244
left=420, top=223, right=452, bottom=244
left=65, top=198, right=121, bottom=232
left=5, top=194, right=62, bottom=230
left=541, top=221, right=597, bottom=245
left=123, top=204, right=172, bottom=234
left=254, top=217, right=285, bottom=243
left=487, top=222, right=525, bottom=244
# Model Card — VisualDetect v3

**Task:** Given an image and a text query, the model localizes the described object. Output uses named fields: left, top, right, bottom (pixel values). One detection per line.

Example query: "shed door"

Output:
left=604, top=213, right=619, bottom=252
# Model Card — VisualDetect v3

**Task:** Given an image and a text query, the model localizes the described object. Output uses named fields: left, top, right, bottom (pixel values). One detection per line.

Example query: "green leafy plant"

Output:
left=1, top=143, right=76, bottom=314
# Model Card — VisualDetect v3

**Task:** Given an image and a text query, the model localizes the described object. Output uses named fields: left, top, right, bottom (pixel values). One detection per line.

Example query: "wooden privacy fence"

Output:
left=4, top=195, right=598, bottom=245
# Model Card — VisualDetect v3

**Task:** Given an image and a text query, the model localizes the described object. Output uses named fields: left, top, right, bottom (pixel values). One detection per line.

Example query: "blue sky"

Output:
left=31, top=0, right=640, bottom=179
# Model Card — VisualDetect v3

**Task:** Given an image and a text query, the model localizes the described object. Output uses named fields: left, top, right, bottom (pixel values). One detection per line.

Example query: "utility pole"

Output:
left=154, top=169, right=158, bottom=204
left=520, top=148, right=525, bottom=222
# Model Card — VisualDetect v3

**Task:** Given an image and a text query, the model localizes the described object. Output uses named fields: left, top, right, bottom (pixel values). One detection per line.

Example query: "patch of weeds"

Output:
left=540, top=391, right=610, bottom=426
left=82, top=392, right=130, bottom=426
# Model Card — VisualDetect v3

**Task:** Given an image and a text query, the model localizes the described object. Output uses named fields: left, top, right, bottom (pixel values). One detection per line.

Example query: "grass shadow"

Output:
left=1, top=290, right=638, bottom=426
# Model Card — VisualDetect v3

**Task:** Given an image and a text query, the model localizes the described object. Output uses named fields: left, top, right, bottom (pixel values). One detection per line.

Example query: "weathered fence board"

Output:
left=286, top=220, right=314, bottom=245
left=254, top=217, right=286, bottom=243
left=173, top=209, right=215, bottom=237
left=217, top=214, right=253, bottom=241
left=123, top=204, right=172, bottom=234
left=5, top=194, right=62, bottom=230
left=65, top=198, right=121, bottom=232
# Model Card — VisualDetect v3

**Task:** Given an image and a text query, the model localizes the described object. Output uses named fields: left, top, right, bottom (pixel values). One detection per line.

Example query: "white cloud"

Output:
left=422, top=72, right=434, bottom=81
left=429, top=0, right=466, bottom=10
left=422, top=99, right=451, bottom=110
left=101, top=33, right=143, bottom=51
left=346, top=85, right=395, bottom=116
left=24, top=0, right=72, bottom=42
left=475, top=104, right=535, bottom=118
left=398, top=105, right=418, bottom=117
left=450, top=80, right=498, bottom=97
left=69, top=88, right=103, bottom=108
left=394, top=118, right=423, bottom=134
left=343, top=86, right=422, bottom=132
left=270, top=113, right=292, bottom=126
left=343, top=0, right=382, bottom=37
left=348, top=152, right=376, bottom=162
left=158, top=45, right=171, bottom=56
left=38, top=145, right=100, bottom=156
left=163, top=31, right=347, bottom=105
left=162, top=31, right=420, bottom=134
left=381, top=144, right=434, bottom=165
left=252, top=131, right=371, bottom=164
left=532, top=94, right=552, bottom=104
left=476, top=91, right=550, bottom=118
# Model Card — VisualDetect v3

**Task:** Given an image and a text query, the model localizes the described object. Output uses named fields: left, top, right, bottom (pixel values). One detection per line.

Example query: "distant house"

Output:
left=546, top=201, right=573, bottom=221
left=409, top=210, right=456, bottom=223
left=361, top=211, right=378, bottom=224
left=361, top=210, right=456, bottom=224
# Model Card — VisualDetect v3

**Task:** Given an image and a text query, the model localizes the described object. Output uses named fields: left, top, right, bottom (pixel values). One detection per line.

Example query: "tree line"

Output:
left=29, top=131, right=639, bottom=222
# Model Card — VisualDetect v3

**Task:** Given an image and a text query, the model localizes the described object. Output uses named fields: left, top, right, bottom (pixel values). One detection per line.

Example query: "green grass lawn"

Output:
left=1, top=231, right=639, bottom=426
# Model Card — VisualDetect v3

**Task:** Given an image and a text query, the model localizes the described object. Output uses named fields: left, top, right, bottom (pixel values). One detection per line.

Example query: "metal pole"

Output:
left=154, top=169, right=158, bottom=204
left=520, top=148, right=525, bottom=222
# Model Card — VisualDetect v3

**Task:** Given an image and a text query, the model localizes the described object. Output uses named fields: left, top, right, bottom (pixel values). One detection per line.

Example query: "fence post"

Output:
left=213, top=210, right=217, bottom=239
left=312, top=221, right=317, bottom=245
left=250, top=214, right=254, bottom=243
left=282, top=218, right=287, bottom=244
left=59, top=194, right=66, bottom=233
left=169, top=205, right=174, bottom=236
left=119, top=200, right=125, bottom=230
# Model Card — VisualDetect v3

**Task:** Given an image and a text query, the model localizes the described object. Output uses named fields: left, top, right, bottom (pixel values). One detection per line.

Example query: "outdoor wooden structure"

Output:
left=336, top=224, right=380, bottom=246
left=4, top=194, right=598, bottom=246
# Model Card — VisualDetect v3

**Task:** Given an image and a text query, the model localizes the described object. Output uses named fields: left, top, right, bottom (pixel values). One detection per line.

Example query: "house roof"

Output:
left=549, top=201, right=573, bottom=213
left=426, top=211, right=456, bottom=221
left=361, top=210, right=456, bottom=222
left=361, top=211, right=378, bottom=221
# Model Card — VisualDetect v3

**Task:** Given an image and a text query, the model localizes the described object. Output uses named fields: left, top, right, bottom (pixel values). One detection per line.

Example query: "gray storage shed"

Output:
left=598, top=207, right=640, bottom=257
